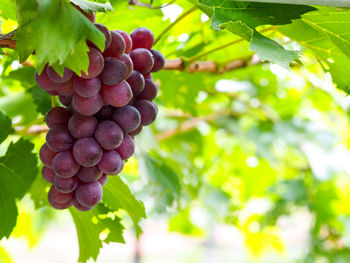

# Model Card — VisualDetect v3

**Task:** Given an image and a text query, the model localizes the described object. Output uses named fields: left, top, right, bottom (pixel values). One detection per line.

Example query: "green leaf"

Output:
left=0, top=111, right=11, bottom=144
left=0, top=139, right=38, bottom=239
left=6, top=67, right=36, bottom=88
left=69, top=0, right=113, bottom=12
left=28, top=85, right=51, bottom=115
left=28, top=172, right=50, bottom=209
left=103, top=176, right=146, bottom=237
left=0, top=0, right=16, bottom=20
left=14, top=0, right=105, bottom=75
left=70, top=204, right=124, bottom=263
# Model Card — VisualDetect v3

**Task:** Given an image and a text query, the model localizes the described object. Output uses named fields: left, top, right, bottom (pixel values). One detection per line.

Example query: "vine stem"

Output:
left=238, top=0, right=350, bottom=7
left=51, top=96, right=56, bottom=107
left=154, top=6, right=198, bottom=45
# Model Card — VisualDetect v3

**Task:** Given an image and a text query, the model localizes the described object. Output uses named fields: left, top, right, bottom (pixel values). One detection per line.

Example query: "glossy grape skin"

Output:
left=40, top=143, right=57, bottom=168
left=59, top=95, right=72, bottom=106
left=115, top=134, right=135, bottom=160
left=42, top=166, right=55, bottom=183
left=115, top=30, right=132, bottom=53
left=95, top=120, right=123, bottom=150
left=101, top=81, right=133, bottom=108
left=46, top=126, right=74, bottom=152
left=103, top=31, right=126, bottom=58
left=137, top=79, right=158, bottom=101
left=73, top=137, right=103, bottom=167
left=112, top=105, right=141, bottom=133
left=75, top=181, right=103, bottom=207
left=52, top=151, right=80, bottom=178
left=87, top=23, right=112, bottom=51
left=98, top=150, right=122, bottom=175
left=80, top=48, right=105, bottom=79
left=100, top=57, right=127, bottom=85
left=98, top=174, right=108, bottom=186
left=95, top=106, right=114, bottom=121
left=53, top=175, right=78, bottom=193
left=130, top=27, right=154, bottom=50
left=68, top=114, right=98, bottom=139
left=48, top=185, right=74, bottom=204
left=73, top=198, right=93, bottom=211
left=119, top=54, right=133, bottom=79
left=150, top=49, right=165, bottom=72
left=129, top=48, right=154, bottom=74
left=73, top=76, right=101, bottom=98
left=128, top=125, right=142, bottom=137
left=35, top=66, right=60, bottom=91
left=126, top=70, right=145, bottom=96
left=133, top=99, right=158, bottom=126
left=73, top=93, right=103, bottom=116
left=47, top=66, right=73, bottom=84
left=76, top=166, right=103, bottom=183
left=45, top=107, right=71, bottom=128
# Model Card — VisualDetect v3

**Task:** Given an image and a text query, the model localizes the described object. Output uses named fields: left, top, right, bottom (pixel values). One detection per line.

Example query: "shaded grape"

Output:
left=128, top=125, right=142, bottom=137
left=130, top=27, right=154, bottom=50
left=115, top=134, right=135, bottom=160
left=80, top=48, right=104, bottom=79
left=143, top=73, right=152, bottom=80
left=126, top=70, right=145, bottom=96
left=101, top=81, right=132, bottom=107
left=98, top=174, right=108, bottom=186
left=73, top=92, right=103, bottom=116
left=129, top=48, right=154, bottom=74
left=35, top=65, right=60, bottom=91
left=54, top=175, right=78, bottom=193
left=103, top=31, right=125, bottom=58
left=100, top=57, right=127, bottom=85
left=56, top=79, right=75, bottom=96
left=68, top=114, right=98, bottom=139
left=47, top=66, right=73, bottom=84
left=42, top=166, right=55, bottom=183
left=115, top=30, right=132, bottom=53
left=111, top=105, right=141, bottom=133
left=76, top=166, right=103, bottom=183
left=73, top=198, right=93, bottom=211
left=73, top=137, right=103, bottom=167
left=95, top=120, right=123, bottom=150
left=52, top=150, right=80, bottom=178
left=75, top=181, right=103, bottom=207
left=59, top=95, right=72, bottom=106
left=73, top=76, right=101, bottom=98
left=45, top=106, right=71, bottom=128
left=95, top=105, right=114, bottom=121
left=48, top=185, right=74, bottom=204
left=137, top=79, right=158, bottom=101
left=49, top=198, right=73, bottom=210
left=40, top=143, right=57, bottom=168
left=87, top=23, right=111, bottom=51
left=46, top=126, right=74, bottom=152
left=98, top=150, right=122, bottom=175
left=119, top=54, right=133, bottom=79
left=133, top=99, right=158, bottom=126
left=150, top=49, right=165, bottom=72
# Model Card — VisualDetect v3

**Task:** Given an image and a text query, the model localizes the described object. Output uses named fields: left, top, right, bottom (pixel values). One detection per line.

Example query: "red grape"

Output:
left=130, top=27, right=154, bottom=50
left=45, top=106, right=71, bottom=128
left=68, top=114, right=98, bottom=139
left=80, top=48, right=104, bottom=79
left=75, top=181, right=103, bottom=207
left=126, top=70, right=145, bottom=96
left=73, top=93, right=103, bottom=116
left=73, top=137, right=103, bottom=167
left=46, top=126, right=74, bottom=152
left=103, top=31, right=125, bottom=58
left=129, top=48, right=154, bottom=74
left=115, top=134, right=135, bottom=160
left=52, top=150, right=80, bottom=178
left=101, top=81, right=132, bottom=107
left=112, top=105, right=141, bottom=133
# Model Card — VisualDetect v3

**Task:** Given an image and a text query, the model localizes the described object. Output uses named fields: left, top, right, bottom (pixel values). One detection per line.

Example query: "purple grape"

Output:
left=115, top=30, right=132, bottom=54
left=80, top=48, right=105, bottom=79
left=49, top=198, right=73, bottom=210
left=137, top=79, right=158, bottom=101
left=111, top=105, right=141, bottom=133
left=73, top=137, right=103, bottom=167
left=76, top=166, right=103, bottom=183
left=143, top=73, right=153, bottom=80
left=150, top=50, right=165, bottom=72
left=68, top=114, right=98, bottom=139
left=48, top=185, right=74, bottom=204
left=54, top=175, right=78, bottom=193
left=52, top=150, right=80, bottom=178
left=45, top=106, right=71, bottom=128
left=95, top=106, right=114, bottom=121
left=73, top=198, right=93, bottom=211
left=98, top=174, right=108, bottom=186
left=73, top=76, right=101, bottom=98
left=115, top=134, right=135, bottom=160
left=42, top=166, right=55, bottom=183
left=73, top=93, right=103, bottom=116
left=46, top=90, right=59, bottom=95
left=130, top=27, right=154, bottom=50
left=35, top=66, right=60, bottom=91
left=128, top=125, right=142, bottom=137
left=59, top=95, right=72, bottom=106
left=94, top=120, right=123, bottom=150
left=101, top=81, right=132, bottom=107
left=103, top=31, right=126, bottom=58
left=56, top=79, right=75, bottom=96
left=75, top=181, right=103, bottom=207
left=40, top=143, right=57, bottom=168
left=115, top=160, right=125, bottom=175
left=126, top=70, right=145, bottom=96
left=87, top=23, right=112, bottom=51
left=46, top=126, right=74, bottom=152
left=47, top=66, right=73, bottom=84
left=133, top=99, right=158, bottom=126
left=98, top=150, right=122, bottom=175
left=129, top=48, right=154, bottom=74
left=119, top=54, right=133, bottom=79
left=99, top=57, right=127, bottom=85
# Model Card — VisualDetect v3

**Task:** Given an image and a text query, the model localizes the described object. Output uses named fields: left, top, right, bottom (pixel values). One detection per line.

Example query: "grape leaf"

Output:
left=0, top=0, right=16, bottom=20
left=28, top=174, right=50, bottom=209
left=6, top=67, right=36, bottom=88
left=0, top=111, right=11, bottom=144
left=102, top=176, right=146, bottom=237
left=14, top=0, right=105, bottom=75
left=70, top=204, right=124, bottom=263
left=28, top=86, right=51, bottom=115
left=69, top=0, right=113, bottom=12
left=0, top=139, right=38, bottom=239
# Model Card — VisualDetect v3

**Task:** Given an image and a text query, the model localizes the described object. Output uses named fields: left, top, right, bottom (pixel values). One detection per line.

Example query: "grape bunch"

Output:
left=37, top=21, right=165, bottom=211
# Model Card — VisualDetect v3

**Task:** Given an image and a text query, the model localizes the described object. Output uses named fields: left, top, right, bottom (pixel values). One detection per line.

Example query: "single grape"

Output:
left=98, top=150, right=122, bottom=175
left=54, top=175, right=78, bottom=193
left=115, top=160, right=125, bottom=175
left=42, top=166, right=55, bottom=183
left=35, top=66, right=60, bottom=91
left=73, top=92, right=103, bottom=116
left=56, top=80, right=74, bottom=96
left=111, top=105, right=141, bottom=133
left=95, top=106, right=114, bottom=121
left=143, top=73, right=153, bottom=80
left=99, top=57, right=127, bottom=85
left=76, top=166, right=103, bottom=183
left=129, top=48, right=154, bottom=74
left=75, top=181, right=103, bottom=207
left=133, top=99, right=158, bottom=126
left=39, top=143, right=57, bottom=168
left=80, top=48, right=105, bottom=79
left=137, top=79, right=158, bottom=101
left=126, top=70, right=145, bottom=96
left=48, top=185, right=74, bottom=204
left=150, top=49, right=165, bottom=72
left=49, top=198, right=73, bottom=210
left=87, top=23, right=112, bottom=51
left=47, top=66, right=73, bottom=84
left=46, top=126, right=74, bottom=152
left=115, top=134, right=135, bottom=160
left=68, top=114, right=98, bottom=139
left=73, top=137, right=103, bottom=167
left=95, top=120, right=123, bottom=150
left=119, top=54, right=133, bottom=79
left=128, top=125, right=142, bottom=137
left=52, top=150, right=80, bottom=178
left=115, top=30, right=132, bottom=53
left=101, top=81, right=132, bottom=107
left=73, top=76, right=101, bottom=98
left=98, top=174, right=108, bottom=186
left=45, top=106, right=71, bottom=128
left=130, top=27, right=154, bottom=50
left=103, top=31, right=126, bottom=58
left=59, top=95, right=72, bottom=106
left=73, top=198, right=93, bottom=211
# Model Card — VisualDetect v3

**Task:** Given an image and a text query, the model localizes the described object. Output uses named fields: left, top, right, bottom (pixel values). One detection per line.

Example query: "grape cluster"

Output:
left=37, top=24, right=165, bottom=211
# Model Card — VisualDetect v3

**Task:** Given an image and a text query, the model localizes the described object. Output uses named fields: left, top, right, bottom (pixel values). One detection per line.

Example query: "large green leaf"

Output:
left=69, top=0, right=113, bottom=12
left=0, top=139, right=38, bottom=239
left=0, top=111, right=11, bottom=144
left=28, top=86, right=51, bottom=115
